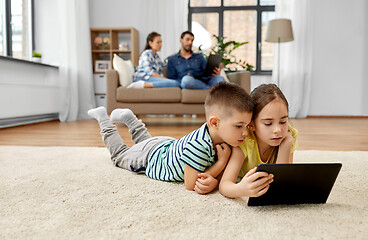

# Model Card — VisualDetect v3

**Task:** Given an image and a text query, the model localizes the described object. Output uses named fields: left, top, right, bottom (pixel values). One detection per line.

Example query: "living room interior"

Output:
left=0, top=0, right=367, bottom=239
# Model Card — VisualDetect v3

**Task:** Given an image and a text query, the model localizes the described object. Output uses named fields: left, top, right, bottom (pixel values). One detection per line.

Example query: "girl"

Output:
left=218, top=84, right=298, bottom=198
left=128, top=32, right=180, bottom=88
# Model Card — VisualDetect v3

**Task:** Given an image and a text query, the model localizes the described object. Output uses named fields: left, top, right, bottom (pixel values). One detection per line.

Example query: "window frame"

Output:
left=188, top=0, right=275, bottom=75
left=2, top=0, right=34, bottom=58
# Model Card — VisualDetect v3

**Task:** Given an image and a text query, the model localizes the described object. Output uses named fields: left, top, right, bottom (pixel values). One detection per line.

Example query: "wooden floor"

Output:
left=0, top=116, right=367, bottom=151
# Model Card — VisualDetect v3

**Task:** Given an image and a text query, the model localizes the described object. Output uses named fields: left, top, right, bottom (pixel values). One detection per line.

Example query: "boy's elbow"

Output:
left=184, top=181, right=195, bottom=191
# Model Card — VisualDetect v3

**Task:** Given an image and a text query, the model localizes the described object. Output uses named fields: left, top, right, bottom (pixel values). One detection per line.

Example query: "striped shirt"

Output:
left=145, top=123, right=216, bottom=182
left=133, top=49, right=163, bottom=81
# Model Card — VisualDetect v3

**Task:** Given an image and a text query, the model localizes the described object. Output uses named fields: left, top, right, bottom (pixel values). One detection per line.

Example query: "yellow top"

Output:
left=238, top=125, right=299, bottom=178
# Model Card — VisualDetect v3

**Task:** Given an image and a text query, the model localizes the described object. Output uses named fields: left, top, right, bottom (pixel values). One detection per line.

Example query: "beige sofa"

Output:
left=106, top=69, right=251, bottom=115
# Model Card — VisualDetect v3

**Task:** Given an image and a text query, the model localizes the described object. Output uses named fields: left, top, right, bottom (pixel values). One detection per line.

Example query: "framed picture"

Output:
left=95, top=60, right=111, bottom=72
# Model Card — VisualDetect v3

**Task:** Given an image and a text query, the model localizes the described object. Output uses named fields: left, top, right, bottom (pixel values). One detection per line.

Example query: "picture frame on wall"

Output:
left=95, top=60, right=111, bottom=72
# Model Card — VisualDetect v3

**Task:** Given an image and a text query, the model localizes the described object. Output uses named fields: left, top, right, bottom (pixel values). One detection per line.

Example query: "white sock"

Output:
left=110, top=108, right=137, bottom=125
left=87, top=106, right=108, bottom=122
left=127, top=80, right=145, bottom=89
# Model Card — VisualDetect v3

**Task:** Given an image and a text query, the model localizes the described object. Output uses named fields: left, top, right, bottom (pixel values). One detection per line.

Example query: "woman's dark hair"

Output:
left=251, top=84, right=289, bottom=120
left=144, top=32, right=161, bottom=50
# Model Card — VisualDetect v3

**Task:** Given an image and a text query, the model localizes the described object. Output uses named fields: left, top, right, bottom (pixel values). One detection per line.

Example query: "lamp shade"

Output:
left=265, top=19, right=294, bottom=43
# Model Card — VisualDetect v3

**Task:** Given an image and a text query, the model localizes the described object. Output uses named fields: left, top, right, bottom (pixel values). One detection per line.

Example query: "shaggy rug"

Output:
left=0, top=146, right=367, bottom=240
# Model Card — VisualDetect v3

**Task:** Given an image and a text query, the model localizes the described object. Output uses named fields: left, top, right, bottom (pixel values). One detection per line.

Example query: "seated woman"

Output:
left=128, top=32, right=180, bottom=88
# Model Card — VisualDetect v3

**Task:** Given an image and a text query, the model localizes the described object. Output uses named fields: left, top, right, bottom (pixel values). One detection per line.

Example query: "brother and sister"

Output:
left=88, top=82, right=298, bottom=199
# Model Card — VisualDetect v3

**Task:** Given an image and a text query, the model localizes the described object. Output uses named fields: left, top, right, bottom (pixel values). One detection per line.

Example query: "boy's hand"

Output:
left=194, top=173, right=218, bottom=194
left=238, top=167, right=274, bottom=197
left=216, top=143, right=232, bottom=164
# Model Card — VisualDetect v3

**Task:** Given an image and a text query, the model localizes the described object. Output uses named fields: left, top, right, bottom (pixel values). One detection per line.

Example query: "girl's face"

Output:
left=252, top=98, right=289, bottom=147
left=149, top=36, right=162, bottom=52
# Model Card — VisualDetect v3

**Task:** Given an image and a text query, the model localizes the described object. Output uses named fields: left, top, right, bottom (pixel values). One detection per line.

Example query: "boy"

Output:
left=88, top=82, right=253, bottom=194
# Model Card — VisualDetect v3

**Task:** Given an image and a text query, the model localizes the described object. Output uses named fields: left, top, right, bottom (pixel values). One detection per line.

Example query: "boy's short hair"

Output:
left=204, top=82, right=253, bottom=119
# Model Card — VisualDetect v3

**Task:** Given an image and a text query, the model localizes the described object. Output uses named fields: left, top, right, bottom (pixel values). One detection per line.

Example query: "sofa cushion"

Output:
left=113, top=54, right=135, bottom=87
left=181, top=89, right=209, bottom=103
left=116, top=87, right=182, bottom=103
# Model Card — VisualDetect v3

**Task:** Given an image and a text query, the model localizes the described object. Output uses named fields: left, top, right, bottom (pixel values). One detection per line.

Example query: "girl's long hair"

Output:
left=250, top=84, right=289, bottom=121
left=144, top=32, right=161, bottom=50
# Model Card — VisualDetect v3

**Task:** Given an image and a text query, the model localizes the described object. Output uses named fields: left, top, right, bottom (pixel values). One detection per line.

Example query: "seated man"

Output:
left=167, top=31, right=225, bottom=89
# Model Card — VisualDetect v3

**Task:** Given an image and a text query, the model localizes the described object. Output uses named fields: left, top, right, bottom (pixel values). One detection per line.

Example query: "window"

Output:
left=0, top=0, right=33, bottom=60
left=188, top=0, right=275, bottom=74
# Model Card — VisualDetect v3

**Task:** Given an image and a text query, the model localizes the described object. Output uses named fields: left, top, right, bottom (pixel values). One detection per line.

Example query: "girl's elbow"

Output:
left=218, top=182, right=227, bottom=196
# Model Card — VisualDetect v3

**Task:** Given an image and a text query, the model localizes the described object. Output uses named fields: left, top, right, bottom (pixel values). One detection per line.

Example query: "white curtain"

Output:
left=58, top=0, right=95, bottom=122
left=274, top=0, right=313, bottom=118
left=138, top=0, right=188, bottom=60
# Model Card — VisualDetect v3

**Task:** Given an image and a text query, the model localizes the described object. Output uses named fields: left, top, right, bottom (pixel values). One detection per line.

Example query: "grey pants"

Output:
left=99, top=118, right=174, bottom=173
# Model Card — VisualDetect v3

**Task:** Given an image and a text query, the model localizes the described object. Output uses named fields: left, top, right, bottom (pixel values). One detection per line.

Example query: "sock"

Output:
left=87, top=106, right=109, bottom=122
left=110, top=108, right=138, bottom=127
left=127, top=80, right=145, bottom=89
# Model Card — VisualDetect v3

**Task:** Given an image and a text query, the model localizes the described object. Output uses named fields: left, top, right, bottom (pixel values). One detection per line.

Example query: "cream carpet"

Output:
left=0, top=146, right=367, bottom=240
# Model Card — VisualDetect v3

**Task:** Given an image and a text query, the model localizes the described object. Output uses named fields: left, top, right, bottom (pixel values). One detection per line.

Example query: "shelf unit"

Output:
left=90, top=27, right=139, bottom=73
left=90, top=27, right=139, bottom=107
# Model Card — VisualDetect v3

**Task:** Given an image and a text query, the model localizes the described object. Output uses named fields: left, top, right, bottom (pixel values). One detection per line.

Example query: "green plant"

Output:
left=32, top=50, right=42, bottom=58
left=199, top=35, right=254, bottom=71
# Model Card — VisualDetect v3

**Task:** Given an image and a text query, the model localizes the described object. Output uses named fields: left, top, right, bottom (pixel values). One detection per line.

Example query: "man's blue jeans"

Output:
left=180, top=75, right=225, bottom=89
left=138, top=77, right=181, bottom=88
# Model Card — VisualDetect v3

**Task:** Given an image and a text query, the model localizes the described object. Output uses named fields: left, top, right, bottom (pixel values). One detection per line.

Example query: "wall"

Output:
left=255, top=0, right=368, bottom=116
left=0, top=0, right=60, bottom=124
left=2, top=0, right=365, bottom=122
left=363, top=0, right=368, bottom=115
left=89, top=0, right=367, bottom=116
left=309, top=0, right=367, bottom=116
left=88, top=0, right=187, bottom=60
left=34, top=0, right=60, bottom=65
left=0, top=59, right=60, bottom=119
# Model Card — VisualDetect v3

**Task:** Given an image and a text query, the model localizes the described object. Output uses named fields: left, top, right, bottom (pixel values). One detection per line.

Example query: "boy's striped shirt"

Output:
left=145, top=123, right=216, bottom=181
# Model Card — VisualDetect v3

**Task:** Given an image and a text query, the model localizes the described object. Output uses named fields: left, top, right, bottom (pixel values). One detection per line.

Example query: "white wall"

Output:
left=252, top=0, right=368, bottom=116
left=34, top=0, right=60, bottom=65
left=0, top=59, right=60, bottom=119
left=0, top=0, right=60, bottom=121
left=88, top=0, right=187, bottom=60
left=89, top=0, right=368, bottom=116
left=363, top=0, right=368, bottom=115
left=3, top=0, right=366, bottom=121
left=308, top=0, right=367, bottom=116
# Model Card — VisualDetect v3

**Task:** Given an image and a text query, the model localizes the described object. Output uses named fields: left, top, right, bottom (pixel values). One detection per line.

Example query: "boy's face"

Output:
left=215, top=110, right=253, bottom=147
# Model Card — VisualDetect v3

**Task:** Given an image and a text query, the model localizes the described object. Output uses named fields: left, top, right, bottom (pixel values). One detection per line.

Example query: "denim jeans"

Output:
left=180, top=75, right=225, bottom=89
left=138, top=77, right=181, bottom=88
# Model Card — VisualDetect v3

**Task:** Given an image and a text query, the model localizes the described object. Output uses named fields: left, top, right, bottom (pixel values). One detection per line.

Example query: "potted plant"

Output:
left=199, top=35, right=254, bottom=72
left=32, top=50, right=42, bottom=63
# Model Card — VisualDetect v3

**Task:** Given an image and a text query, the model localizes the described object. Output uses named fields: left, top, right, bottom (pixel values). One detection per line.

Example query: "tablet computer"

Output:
left=247, top=163, right=342, bottom=206
left=202, top=54, right=222, bottom=77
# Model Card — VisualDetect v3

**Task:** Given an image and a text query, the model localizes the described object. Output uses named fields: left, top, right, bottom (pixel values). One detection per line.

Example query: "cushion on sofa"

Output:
left=113, top=54, right=135, bottom=87
left=116, top=87, right=182, bottom=103
left=181, top=89, right=209, bottom=103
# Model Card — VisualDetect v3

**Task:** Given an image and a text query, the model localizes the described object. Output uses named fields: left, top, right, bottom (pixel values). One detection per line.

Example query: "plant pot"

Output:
left=32, top=57, right=42, bottom=63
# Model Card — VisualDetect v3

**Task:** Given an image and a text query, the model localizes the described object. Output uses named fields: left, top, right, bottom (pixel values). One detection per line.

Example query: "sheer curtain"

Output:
left=274, top=0, right=313, bottom=118
left=58, top=0, right=95, bottom=122
left=139, top=0, right=188, bottom=60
